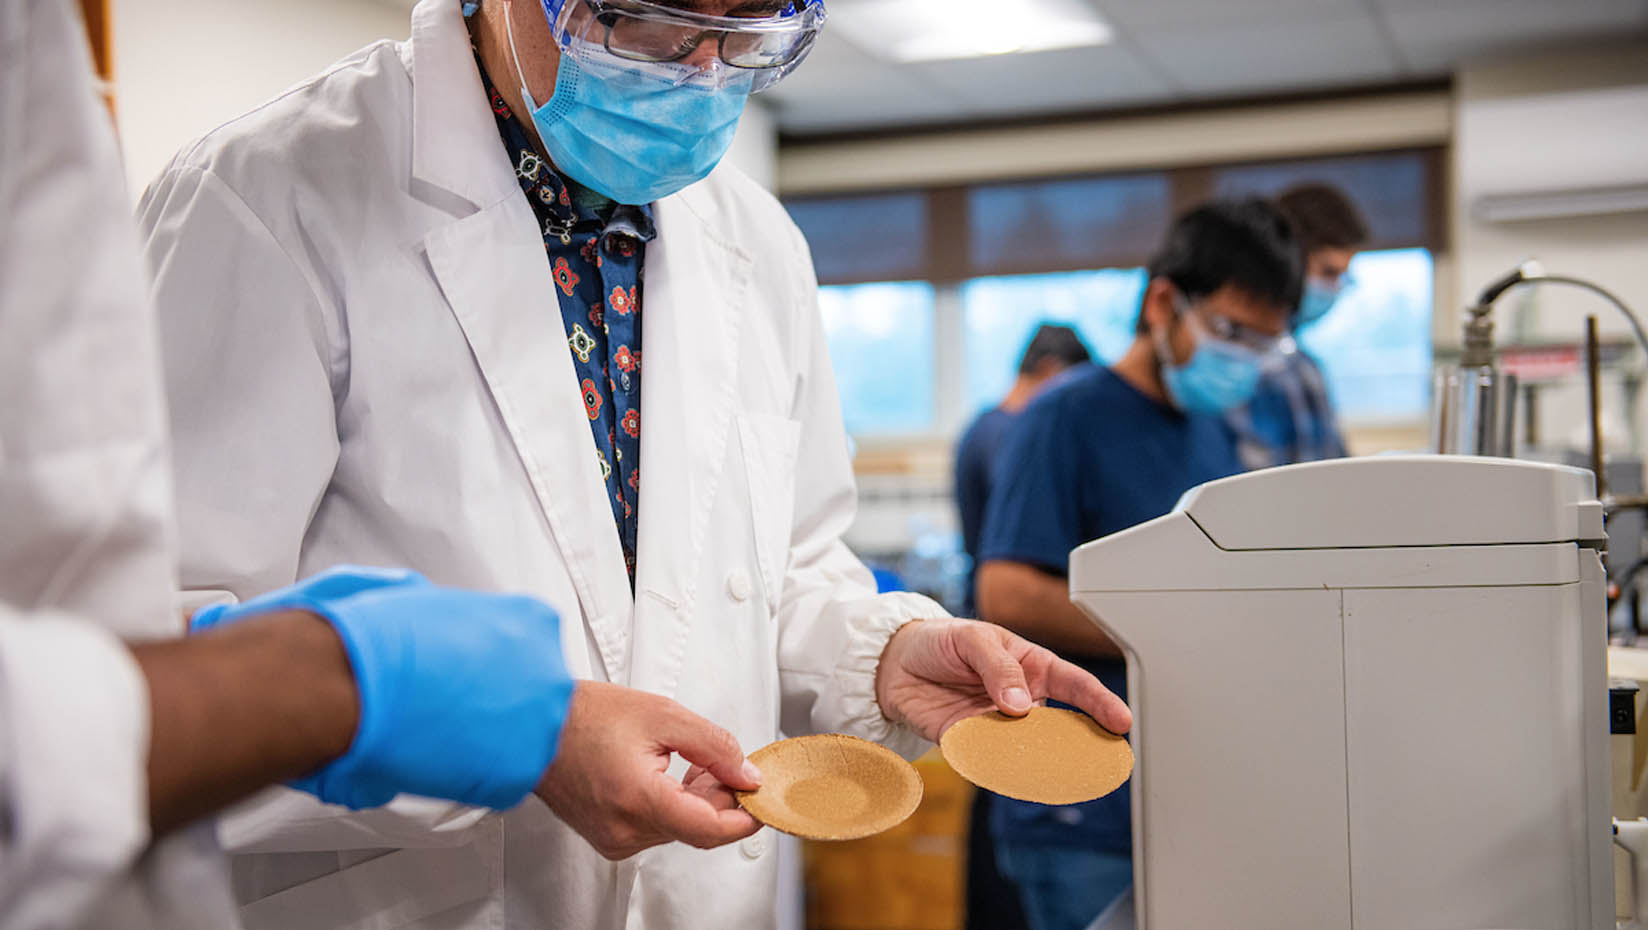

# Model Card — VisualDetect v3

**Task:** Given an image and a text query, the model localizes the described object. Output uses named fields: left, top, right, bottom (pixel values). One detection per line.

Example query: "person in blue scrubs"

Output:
left=1228, top=183, right=1369, bottom=469
left=954, top=323, right=1091, bottom=930
left=974, top=198, right=1303, bottom=930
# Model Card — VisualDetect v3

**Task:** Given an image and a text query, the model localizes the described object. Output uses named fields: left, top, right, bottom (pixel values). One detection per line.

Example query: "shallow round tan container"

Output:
left=735, top=733, right=923, bottom=841
left=940, top=706, right=1133, bottom=805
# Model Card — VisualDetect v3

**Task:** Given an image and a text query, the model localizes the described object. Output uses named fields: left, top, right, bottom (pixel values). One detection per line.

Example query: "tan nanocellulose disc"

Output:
left=734, top=734, right=923, bottom=841
left=940, top=706, right=1133, bottom=805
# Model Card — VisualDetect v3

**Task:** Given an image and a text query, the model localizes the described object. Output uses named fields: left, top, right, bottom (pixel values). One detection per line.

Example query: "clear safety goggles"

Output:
left=1175, top=295, right=1284, bottom=356
left=541, top=0, right=826, bottom=92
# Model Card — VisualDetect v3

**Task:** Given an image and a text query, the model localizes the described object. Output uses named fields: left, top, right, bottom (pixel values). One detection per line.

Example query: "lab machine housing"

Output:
left=1070, top=456, right=1611, bottom=930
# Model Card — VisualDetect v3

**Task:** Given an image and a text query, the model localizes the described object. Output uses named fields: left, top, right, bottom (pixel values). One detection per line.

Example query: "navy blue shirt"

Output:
left=954, top=406, right=1016, bottom=616
left=978, top=363, right=1242, bottom=853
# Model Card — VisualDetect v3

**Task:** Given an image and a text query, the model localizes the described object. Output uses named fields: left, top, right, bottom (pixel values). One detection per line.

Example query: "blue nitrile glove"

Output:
left=188, top=566, right=574, bottom=811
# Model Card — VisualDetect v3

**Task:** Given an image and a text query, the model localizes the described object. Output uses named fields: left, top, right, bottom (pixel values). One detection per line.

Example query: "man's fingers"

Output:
left=1042, top=654, right=1132, bottom=734
left=646, top=776, right=762, bottom=849
left=655, top=704, right=761, bottom=792
left=683, top=770, right=747, bottom=811
left=956, top=624, right=1034, bottom=715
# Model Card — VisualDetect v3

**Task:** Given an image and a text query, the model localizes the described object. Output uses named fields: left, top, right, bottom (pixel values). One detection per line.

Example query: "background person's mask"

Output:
left=1295, top=279, right=1344, bottom=328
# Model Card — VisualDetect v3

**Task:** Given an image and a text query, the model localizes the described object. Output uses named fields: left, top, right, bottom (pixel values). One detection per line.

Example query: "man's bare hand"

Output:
left=874, top=618, right=1133, bottom=742
left=536, top=682, right=762, bottom=860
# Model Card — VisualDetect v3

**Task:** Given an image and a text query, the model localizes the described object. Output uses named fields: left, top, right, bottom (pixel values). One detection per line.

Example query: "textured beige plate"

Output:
left=734, top=734, right=923, bottom=841
left=940, top=706, right=1133, bottom=805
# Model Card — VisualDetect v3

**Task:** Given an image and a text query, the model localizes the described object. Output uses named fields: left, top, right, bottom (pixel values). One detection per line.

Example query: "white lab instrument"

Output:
left=1071, top=455, right=1611, bottom=930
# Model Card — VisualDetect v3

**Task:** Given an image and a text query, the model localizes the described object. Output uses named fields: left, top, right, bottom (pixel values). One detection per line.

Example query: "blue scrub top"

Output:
left=954, top=406, right=1016, bottom=616
left=978, top=363, right=1243, bottom=853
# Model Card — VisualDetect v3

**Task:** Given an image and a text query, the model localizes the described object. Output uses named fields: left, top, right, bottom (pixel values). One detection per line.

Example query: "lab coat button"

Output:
left=727, top=570, right=752, bottom=602
left=740, top=833, right=766, bottom=860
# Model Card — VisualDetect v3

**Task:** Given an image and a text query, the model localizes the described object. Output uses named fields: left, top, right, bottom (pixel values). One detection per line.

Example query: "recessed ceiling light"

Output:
left=827, top=0, right=1112, bottom=63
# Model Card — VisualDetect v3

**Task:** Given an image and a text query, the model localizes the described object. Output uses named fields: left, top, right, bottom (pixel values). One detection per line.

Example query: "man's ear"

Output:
left=1140, top=278, right=1178, bottom=336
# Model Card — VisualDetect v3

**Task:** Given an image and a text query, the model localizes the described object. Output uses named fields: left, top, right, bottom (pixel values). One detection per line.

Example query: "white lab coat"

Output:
left=136, top=1, right=942, bottom=928
left=0, top=0, right=237, bottom=927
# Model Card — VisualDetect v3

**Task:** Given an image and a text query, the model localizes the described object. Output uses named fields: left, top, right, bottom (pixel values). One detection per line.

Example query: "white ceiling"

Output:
left=764, top=0, right=1648, bottom=136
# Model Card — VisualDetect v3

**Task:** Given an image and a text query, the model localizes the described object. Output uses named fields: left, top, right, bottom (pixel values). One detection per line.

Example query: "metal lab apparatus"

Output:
left=1070, top=456, right=1612, bottom=930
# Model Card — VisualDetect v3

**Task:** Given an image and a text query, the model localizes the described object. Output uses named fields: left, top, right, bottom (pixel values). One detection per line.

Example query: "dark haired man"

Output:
left=1230, top=183, right=1371, bottom=468
left=974, top=198, right=1302, bottom=930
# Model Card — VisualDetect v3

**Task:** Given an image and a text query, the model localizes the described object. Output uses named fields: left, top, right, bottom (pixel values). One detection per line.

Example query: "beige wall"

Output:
left=1449, top=43, right=1648, bottom=340
left=114, top=0, right=410, bottom=197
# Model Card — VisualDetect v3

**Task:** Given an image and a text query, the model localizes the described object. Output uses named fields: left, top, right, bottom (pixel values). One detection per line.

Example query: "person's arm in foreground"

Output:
left=139, top=614, right=761, bottom=851
left=181, top=567, right=761, bottom=856
left=133, top=609, right=357, bottom=834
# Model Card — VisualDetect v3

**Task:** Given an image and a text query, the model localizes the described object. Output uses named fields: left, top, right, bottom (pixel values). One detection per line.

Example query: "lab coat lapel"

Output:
left=411, top=0, right=634, bottom=682
left=629, top=187, right=751, bottom=697
left=406, top=0, right=517, bottom=211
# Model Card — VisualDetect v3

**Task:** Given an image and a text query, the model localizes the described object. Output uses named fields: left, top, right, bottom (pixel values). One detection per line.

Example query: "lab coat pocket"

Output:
left=736, top=414, right=801, bottom=609
left=237, top=846, right=490, bottom=930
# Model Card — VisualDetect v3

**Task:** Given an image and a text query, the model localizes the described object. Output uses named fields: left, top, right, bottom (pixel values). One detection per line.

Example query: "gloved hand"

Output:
left=189, top=566, right=574, bottom=811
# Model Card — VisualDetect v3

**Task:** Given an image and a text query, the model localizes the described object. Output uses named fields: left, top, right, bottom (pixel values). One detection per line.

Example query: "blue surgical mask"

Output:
left=1295, top=279, right=1343, bottom=328
left=1156, top=310, right=1264, bottom=415
left=504, top=5, right=750, bottom=206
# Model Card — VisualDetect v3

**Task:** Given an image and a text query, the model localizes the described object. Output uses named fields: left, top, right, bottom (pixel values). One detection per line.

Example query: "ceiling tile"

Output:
left=766, top=0, right=1644, bottom=134
left=766, top=30, right=975, bottom=133
left=1097, top=0, right=1365, bottom=30
left=1132, top=12, right=1402, bottom=94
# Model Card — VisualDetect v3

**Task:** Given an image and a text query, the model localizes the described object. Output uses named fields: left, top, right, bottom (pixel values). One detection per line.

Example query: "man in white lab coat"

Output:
left=137, top=0, right=1133, bottom=928
left=0, top=1, right=816, bottom=927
